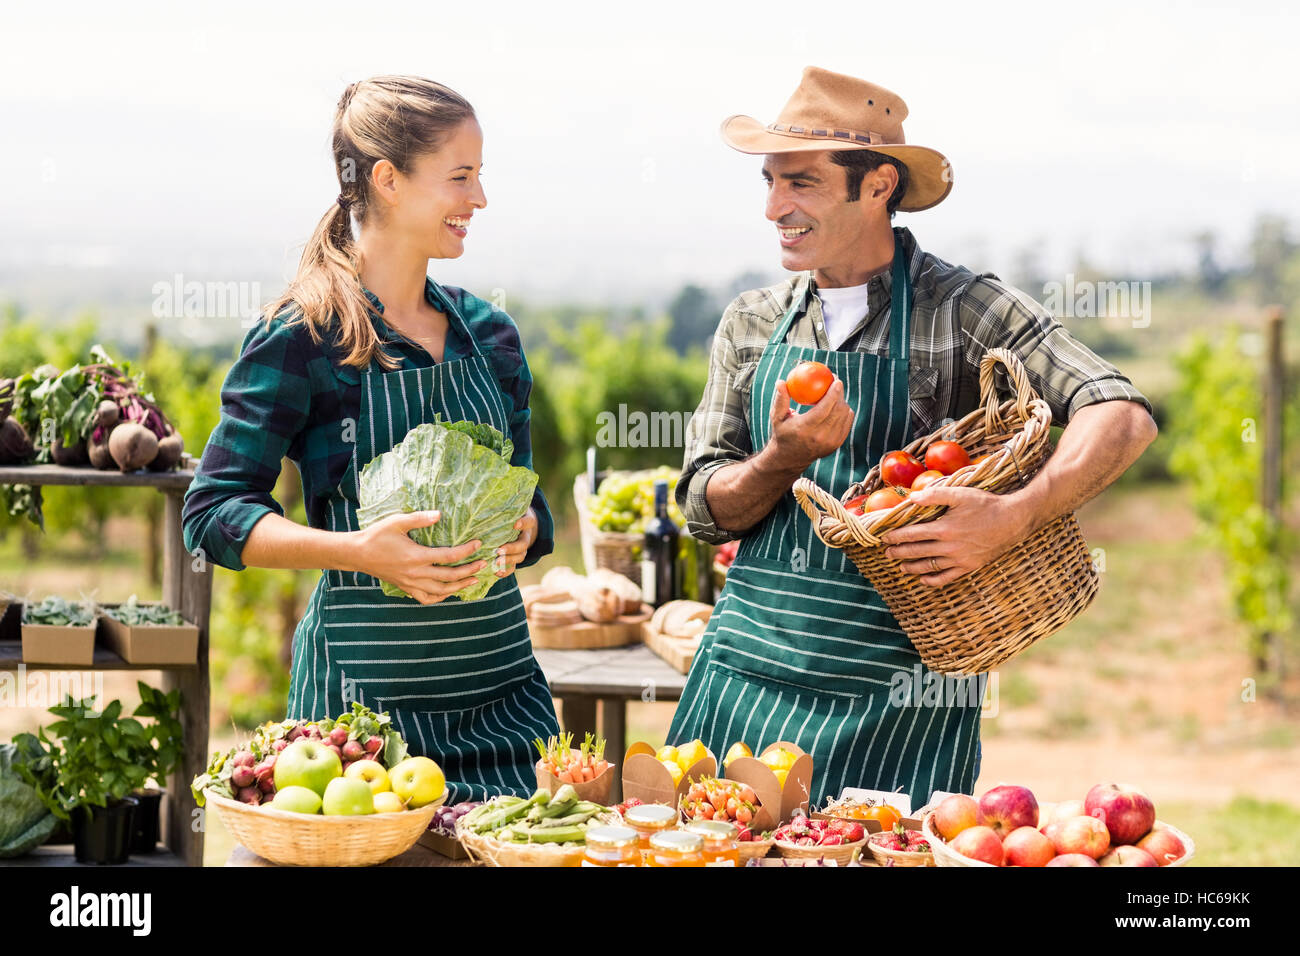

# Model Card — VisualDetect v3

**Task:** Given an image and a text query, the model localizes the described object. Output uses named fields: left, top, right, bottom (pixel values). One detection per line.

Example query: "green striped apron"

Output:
left=286, top=300, right=560, bottom=804
left=669, top=228, right=984, bottom=807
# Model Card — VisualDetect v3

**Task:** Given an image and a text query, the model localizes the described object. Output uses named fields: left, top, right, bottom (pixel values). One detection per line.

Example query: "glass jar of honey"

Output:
left=624, top=803, right=679, bottom=850
left=581, top=826, right=641, bottom=867
left=647, top=830, right=706, bottom=867
left=685, top=819, right=740, bottom=866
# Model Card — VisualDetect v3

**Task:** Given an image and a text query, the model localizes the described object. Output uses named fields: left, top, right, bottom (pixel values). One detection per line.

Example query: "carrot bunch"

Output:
left=533, top=731, right=610, bottom=784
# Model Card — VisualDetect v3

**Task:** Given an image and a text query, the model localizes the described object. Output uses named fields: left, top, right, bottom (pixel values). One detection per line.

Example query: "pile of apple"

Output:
left=931, top=783, right=1189, bottom=867
left=266, top=746, right=447, bottom=817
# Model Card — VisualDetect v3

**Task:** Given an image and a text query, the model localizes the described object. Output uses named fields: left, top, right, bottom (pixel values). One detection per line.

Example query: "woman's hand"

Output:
left=351, top=510, right=486, bottom=605
left=493, top=507, right=538, bottom=578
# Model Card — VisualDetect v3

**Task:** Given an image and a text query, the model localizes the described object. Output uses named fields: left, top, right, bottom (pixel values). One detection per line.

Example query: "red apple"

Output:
left=1041, top=820, right=1064, bottom=845
left=1046, top=799, right=1086, bottom=827
left=1137, top=825, right=1187, bottom=866
left=1084, top=783, right=1155, bottom=846
left=949, top=825, right=1005, bottom=866
left=1003, top=826, right=1055, bottom=867
left=933, top=794, right=983, bottom=840
left=979, top=784, right=1039, bottom=837
left=1051, top=815, right=1110, bottom=859
left=1099, top=845, right=1159, bottom=867
left=1046, top=853, right=1100, bottom=867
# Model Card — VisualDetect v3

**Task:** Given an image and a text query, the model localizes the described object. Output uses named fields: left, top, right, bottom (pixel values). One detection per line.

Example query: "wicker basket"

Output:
left=738, top=836, right=776, bottom=862
left=205, top=789, right=442, bottom=866
left=921, top=811, right=1196, bottom=867
left=774, top=836, right=866, bottom=865
left=456, top=811, right=622, bottom=867
left=867, top=834, right=936, bottom=867
left=793, top=348, right=1100, bottom=675
left=573, top=474, right=643, bottom=580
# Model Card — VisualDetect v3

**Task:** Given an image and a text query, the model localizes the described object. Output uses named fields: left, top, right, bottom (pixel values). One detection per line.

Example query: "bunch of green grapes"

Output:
left=588, top=465, right=685, bottom=533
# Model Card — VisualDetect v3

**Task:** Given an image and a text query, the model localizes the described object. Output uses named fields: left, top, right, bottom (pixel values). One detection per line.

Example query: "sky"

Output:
left=3, top=0, right=1298, bottom=339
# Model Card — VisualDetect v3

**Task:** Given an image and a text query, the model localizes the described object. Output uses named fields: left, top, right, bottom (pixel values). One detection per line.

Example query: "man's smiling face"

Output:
left=762, top=150, right=895, bottom=283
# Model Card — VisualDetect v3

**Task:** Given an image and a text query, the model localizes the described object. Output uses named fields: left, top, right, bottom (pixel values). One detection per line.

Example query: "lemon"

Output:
left=723, top=741, right=753, bottom=769
left=773, top=767, right=789, bottom=788
left=674, top=739, right=708, bottom=773
left=656, top=744, right=680, bottom=764
left=660, top=758, right=684, bottom=786
left=760, top=747, right=797, bottom=772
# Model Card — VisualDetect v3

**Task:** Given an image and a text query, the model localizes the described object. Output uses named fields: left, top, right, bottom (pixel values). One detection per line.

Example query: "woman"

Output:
left=182, top=76, right=560, bottom=803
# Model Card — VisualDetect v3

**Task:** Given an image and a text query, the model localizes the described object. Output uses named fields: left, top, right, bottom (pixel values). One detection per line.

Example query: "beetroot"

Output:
left=363, top=736, right=383, bottom=754
left=231, top=765, right=255, bottom=789
left=328, top=726, right=348, bottom=747
left=237, top=787, right=262, bottom=805
left=341, top=740, right=364, bottom=761
left=148, top=429, right=184, bottom=471
left=108, top=422, right=158, bottom=472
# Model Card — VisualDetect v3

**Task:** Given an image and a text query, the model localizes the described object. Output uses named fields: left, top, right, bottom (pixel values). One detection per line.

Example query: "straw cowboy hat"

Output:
left=721, top=67, right=952, bottom=212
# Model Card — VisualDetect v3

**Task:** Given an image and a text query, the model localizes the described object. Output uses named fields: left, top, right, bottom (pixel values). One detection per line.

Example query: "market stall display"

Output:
left=793, top=348, right=1101, bottom=675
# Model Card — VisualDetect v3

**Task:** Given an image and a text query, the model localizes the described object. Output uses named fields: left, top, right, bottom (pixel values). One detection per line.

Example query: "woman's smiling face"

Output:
left=386, top=117, right=488, bottom=260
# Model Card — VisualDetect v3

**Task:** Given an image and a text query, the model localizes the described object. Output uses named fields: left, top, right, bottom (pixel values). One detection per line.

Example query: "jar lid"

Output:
left=685, top=819, right=738, bottom=841
left=625, top=804, right=678, bottom=827
left=584, top=825, right=639, bottom=849
left=650, top=830, right=704, bottom=853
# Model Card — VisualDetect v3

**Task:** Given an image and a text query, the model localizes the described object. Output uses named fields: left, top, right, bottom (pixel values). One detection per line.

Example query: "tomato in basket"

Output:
left=880, top=451, right=925, bottom=488
left=924, top=440, right=971, bottom=476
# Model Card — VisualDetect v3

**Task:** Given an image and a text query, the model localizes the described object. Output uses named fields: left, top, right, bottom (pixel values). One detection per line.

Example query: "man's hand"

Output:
left=879, top=485, right=1030, bottom=587
left=768, top=377, right=854, bottom=472
left=493, top=507, right=538, bottom=578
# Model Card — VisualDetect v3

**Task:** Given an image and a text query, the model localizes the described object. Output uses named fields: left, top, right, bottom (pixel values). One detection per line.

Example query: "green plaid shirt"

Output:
left=182, top=278, right=554, bottom=572
left=680, top=226, right=1152, bottom=543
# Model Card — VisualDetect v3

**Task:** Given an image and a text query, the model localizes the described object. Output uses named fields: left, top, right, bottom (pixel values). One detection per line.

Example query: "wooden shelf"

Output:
left=0, top=461, right=197, bottom=490
left=0, top=845, right=183, bottom=867
left=0, top=641, right=196, bottom=671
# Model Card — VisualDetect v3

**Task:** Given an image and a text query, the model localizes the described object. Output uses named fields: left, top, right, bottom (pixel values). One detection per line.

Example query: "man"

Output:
left=668, top=67, right=1157, bottom=806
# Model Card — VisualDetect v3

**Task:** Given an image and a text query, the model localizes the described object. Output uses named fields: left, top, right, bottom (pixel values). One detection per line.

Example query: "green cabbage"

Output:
left=356, top=419, right=538, bottom=601
left=0, top=742, right=57, bottom=858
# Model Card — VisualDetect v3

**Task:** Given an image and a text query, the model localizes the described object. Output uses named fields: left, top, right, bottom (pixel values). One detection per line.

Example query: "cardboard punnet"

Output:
left=535, top=747, right=615, bottom=804
left=621, top=741, right=716, bottom=806
left=679, top=776, right=780, bottom=833
left=21, top=620, right=96, bottom=666
left=722, top=741, right=814, bottom=825
left=100, top=602, right=198, bottom=665
left=418, top=827, right=470, bottom=860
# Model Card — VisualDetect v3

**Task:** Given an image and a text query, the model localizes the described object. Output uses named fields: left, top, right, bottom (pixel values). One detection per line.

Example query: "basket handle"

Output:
left=979, top=348, right=1037, bottom=435
left=793, top=477, right=884, bottom=548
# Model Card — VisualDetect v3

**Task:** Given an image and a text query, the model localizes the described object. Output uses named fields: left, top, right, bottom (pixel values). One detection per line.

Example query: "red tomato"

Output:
left=786, top=361, right=834, bottom=405
left=864, top=487, right=908, bottom=512
left=924, top=440, right=971, bottom=475
left=911, top=469, right=944, bottom=491
left=843, top=493, right=869, bottom=515
left=880, top=450, right=925, bottom=488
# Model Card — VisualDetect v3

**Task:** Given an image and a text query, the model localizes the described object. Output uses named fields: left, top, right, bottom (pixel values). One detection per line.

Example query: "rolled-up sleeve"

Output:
left=181, top=317, right=312, bottom=571
left=678, top=302, right=755, bottom=544
left=956, top=277, right=1153, bottom=427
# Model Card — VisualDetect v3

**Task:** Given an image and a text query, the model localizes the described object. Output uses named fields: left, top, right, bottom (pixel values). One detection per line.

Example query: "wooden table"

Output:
left=532, top=644, right=687, bottom=802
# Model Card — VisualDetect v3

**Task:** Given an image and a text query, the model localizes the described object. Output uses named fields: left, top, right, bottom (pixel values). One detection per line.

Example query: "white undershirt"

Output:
left=816, top=281, right=871, bottom=350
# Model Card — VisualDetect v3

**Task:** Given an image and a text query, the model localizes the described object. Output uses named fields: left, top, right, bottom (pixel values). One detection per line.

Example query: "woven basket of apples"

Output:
left=922, top=783, right=1195, bottom=868
left=192, top=705, right=448, bottom=866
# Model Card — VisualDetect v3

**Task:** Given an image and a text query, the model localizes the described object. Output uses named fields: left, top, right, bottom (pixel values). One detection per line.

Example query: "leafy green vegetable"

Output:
left=356, top=418, right=538, bottom=601
left=105, top=595, right=185, bottom=627
left=0, top=740, right=57, bottom=857
left=21, top=596, right=94, bottom=627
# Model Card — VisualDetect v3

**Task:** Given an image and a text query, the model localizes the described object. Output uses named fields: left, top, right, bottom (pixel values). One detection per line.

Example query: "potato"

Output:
left=108, top=422, right=159, bottom=472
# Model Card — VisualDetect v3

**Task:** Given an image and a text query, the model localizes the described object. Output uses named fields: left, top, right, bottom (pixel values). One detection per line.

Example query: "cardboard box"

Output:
left=815, top=786, right=931, bottom=833
left=622, top=741, right=716, bottom=807
left=100, top=603, right=198, bottom=665
left=535, top=748, right=616, bottom=805
left=21, top=621, right=96, bottom=666
left=724, top=742, right=814, bottom=825
left=418, top=827, right=470, bottom=860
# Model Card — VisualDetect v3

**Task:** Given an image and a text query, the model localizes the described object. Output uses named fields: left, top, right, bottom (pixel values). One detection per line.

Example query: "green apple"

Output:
left=322, top=776, right=375, bottom=816
left=388, top=756, right=445, bottom=809
left=268, top=785, right=322, bottom=814
left=274, top=740, right=342, bottom=797
left=343, top=759, right=391, bottom=794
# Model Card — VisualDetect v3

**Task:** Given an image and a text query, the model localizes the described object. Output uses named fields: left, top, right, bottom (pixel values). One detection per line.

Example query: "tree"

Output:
left=667, top=284, right=720, bottom=354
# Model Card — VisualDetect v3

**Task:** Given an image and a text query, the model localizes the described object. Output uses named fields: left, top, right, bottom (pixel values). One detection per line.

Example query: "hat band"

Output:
left=767, top=122, right=884, bottom=145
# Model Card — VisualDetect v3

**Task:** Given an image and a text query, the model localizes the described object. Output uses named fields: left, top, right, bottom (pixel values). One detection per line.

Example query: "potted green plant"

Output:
left=14, top=695, right=152, bottom=864
left=124, top=682, right=183, bottom=854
